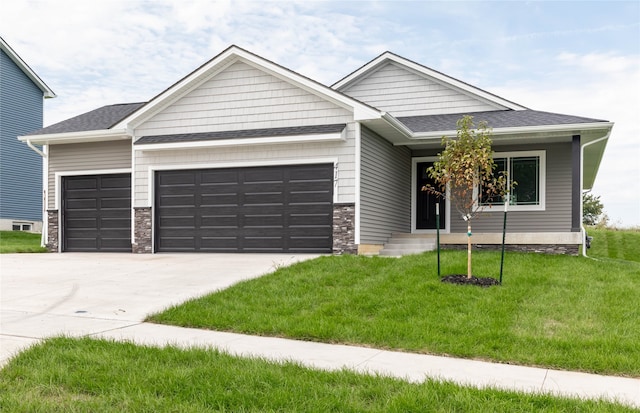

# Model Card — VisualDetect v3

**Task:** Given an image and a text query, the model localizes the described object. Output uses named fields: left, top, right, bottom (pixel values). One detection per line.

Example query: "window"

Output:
left=479, top=151, right=545, bottom=211
left=12, top=223, right=33, bottom=231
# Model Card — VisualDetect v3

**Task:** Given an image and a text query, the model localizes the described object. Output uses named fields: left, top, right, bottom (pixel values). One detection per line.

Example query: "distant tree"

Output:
left=583, top=192, right=605, bottom=226
left=424, top=116, right=512, bottom=279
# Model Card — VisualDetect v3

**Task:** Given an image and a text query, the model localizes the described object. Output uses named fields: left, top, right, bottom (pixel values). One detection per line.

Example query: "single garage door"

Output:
left=155, top=164, right=333, bottom=253
left=62, top=174, right=131, bottom=252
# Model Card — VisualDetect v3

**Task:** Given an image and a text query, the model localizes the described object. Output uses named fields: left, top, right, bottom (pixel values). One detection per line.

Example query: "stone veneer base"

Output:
left=133, top=207, right=152, bottom=253
left=46, top=210, right=59, bottom=252
left=332, top=203, right=356, bottom=255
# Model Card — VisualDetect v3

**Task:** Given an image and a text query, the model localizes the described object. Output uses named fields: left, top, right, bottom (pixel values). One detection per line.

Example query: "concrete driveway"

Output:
left=0, top=252, right=319, bottom=366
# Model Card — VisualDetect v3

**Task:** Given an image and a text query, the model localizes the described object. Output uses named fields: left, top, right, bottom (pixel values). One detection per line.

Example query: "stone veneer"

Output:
left=46, top=210, right=59, bottom=252
left=133, top=207, right=152, bottom=253
left=442, top=243, right=579, bottom=255
left=332, top=203, right=356, bottom=254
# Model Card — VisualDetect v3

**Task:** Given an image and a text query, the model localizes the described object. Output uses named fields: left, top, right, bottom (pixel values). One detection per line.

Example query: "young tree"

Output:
left=583, top=192, right=605, bottom=226
left=424, top=115, right=511, bottom=279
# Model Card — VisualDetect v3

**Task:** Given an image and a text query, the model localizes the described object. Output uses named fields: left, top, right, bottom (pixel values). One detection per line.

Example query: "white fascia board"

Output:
left=18, top=129, right=130, bottom=145
left=381, top=112, right=414, bottom=137
left=405, top=122, right=614, bottom=143
left=0, top=37, right=56, bottom=98
left=333, top=52, right=525, bottom=111
left=134, top=131, right=345, bottom=152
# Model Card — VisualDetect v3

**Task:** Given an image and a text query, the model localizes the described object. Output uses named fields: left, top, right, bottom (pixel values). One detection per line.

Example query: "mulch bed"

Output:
left=441, top=274, right=501, bottom=287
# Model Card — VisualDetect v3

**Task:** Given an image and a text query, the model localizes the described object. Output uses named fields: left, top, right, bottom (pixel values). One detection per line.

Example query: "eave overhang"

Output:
left=18, top=129, right=131, bottom=145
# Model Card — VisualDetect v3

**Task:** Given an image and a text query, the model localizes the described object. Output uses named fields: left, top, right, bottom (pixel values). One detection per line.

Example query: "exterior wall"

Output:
left=339, top=62, right=501, bottom=117
left=133, top=123, right=357, bottom=207
left=0, top=49, right=44, bottom=223
left=135, top=61, right=353, bottom=137
left=413, top=142, right=572, bottom=234
left=360, top=126, right=411, bottom=244
left=47, top=140, right=132, bottom=209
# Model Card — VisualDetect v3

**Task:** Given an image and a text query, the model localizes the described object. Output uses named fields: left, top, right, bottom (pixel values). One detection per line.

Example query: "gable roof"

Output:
left=332, top=51, right=525, bottom=111
left=112, top=45, right=382, bottom=130
left=397, top=110, right=609, bottom=134
left=0, top=36, right=56, bottom=98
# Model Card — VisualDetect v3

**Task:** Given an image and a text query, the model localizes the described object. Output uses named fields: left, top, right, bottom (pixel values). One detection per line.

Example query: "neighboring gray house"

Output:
left=1, top=37, right=56, bottom=232
left=20, top=45, right=612, bottom=254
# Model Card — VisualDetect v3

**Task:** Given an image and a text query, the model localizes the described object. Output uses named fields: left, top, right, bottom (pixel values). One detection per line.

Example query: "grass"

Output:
left=149, top=250, right=640, bottom=377
left=587, top=227, right=640, bottom=262
left=0, top=337, right=634, bottom=412
left=0, top=230, right=47, bottom=253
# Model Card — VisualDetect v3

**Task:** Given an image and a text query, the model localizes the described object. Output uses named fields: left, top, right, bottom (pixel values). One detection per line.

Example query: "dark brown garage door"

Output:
left=155, top=164, right=333, bottom=253
left=62, top=174, right=131, bottom=252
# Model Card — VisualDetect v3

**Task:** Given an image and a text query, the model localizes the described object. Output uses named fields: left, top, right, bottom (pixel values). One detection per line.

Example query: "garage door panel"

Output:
left=63, top=174, right=131, bottom=252
left=156, top=164, right=332, bottom=253
left=200, top=215, right=238, bottom=228
left=200, top=193, right=239, bottom=206
left=158, top=194, right=196, bottom=206
left=65, top=218, right=97, bottom=229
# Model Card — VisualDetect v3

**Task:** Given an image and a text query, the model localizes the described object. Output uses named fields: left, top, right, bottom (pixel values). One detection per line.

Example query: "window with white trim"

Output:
left=480, top=150, right=545, bottom=211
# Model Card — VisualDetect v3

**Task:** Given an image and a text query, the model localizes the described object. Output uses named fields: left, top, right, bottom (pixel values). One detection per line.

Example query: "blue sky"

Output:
left=2, top=0, right=639, bottom=226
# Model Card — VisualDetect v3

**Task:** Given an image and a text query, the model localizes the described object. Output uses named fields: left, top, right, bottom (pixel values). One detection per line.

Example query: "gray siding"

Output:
left=442, top=142, right=572, bottom=233
left=340, top=62, right=502, bottom=117
left=0, top=49, right=44, bottom=221
left=136, top=61, right=353, bottom=137
left=360, top=126, right=411, bottom=244
left=47, top=140, right=132, bottom=209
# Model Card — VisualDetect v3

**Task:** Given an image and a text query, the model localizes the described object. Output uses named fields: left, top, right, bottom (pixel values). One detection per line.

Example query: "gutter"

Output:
left=580, top=131, right=611, bottom=258
left=23, top=139, right=48, bottom=248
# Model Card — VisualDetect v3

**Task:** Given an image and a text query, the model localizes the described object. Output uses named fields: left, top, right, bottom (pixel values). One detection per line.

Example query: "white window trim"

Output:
left=411, top=157, right=451, bottom=234
left=476, top=150, right=546, bottom=212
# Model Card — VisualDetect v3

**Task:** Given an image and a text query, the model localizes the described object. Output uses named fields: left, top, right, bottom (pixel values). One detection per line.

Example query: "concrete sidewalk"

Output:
left=95, top=323, right=639, bottom=409
left=1, top=253, right=639, bottom=408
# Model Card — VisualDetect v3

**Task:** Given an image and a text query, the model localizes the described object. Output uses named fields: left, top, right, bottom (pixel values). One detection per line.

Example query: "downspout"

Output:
left=580, top=131, right=611, bottom=257
left=24, top=139, right=48, bottom=247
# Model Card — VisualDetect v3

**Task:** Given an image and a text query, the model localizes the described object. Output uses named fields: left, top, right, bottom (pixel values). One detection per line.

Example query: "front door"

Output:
left=415, top=162, right=446, bottom=230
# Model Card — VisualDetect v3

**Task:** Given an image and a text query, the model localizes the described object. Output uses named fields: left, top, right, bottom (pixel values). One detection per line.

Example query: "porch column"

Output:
left=571, top=135, right=581, bottom=232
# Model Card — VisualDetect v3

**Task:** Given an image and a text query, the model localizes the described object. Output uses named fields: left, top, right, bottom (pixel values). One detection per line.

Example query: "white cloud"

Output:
left=490, top=51, right=640, bottom=227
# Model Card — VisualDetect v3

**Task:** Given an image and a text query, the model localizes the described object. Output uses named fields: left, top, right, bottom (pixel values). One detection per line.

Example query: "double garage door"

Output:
left=155, top=164, right=334, bottom=253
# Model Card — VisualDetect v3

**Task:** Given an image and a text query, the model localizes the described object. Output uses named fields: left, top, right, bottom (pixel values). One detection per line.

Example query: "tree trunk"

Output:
left=467, top=222, right=472, bottom=279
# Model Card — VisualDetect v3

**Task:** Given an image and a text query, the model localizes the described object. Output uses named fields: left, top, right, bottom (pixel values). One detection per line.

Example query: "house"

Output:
left=0, top=37, right=56, bottom=232
left=19, top=45, right=612, bottom=255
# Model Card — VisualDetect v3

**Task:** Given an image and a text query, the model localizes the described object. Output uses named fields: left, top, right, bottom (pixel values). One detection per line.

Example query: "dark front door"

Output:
left=155, top=164, right=334, bottom=253
left=416, top=162, right=446, bottom=230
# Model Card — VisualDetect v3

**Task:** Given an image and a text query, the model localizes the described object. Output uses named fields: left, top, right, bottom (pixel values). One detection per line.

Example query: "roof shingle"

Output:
left=26, top=102, right=146, bottom=136
left=135, top=124, right=347, bottom=145
left=398, top=110, right=609, bottom=133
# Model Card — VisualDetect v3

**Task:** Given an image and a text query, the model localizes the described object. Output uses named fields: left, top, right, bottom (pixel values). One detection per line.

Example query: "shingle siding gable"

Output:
left=339, top=62, right=503, bottom=117
left=135, top=61, right=353, bottom=137
left=0, top=49, right=44, bottom=221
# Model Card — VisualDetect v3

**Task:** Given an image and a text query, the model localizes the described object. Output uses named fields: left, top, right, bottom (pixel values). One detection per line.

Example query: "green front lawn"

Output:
left=587, top=228, right=640, bottom=262
left=0, top=337, right=632, bottom=412
left=0, top=231, right=47, bottom=253
left=149, top=250, right=640, bottom=377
